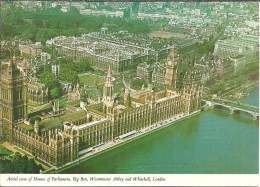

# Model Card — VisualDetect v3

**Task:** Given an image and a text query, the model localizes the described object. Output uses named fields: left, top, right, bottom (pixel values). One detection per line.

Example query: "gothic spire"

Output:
left=168, top=45, right=176, bottom=58
left=108, top=65, right=111, bottom=77
left=106, top=65, right=112, bottom=83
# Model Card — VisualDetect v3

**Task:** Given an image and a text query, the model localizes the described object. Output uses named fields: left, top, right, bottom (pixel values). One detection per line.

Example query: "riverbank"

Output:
left=54, top=87, right=259, bottom=174
left=242, top=85, right=259, bottom=107
left=212, top=79, right=259, bottom=101
left=62, top=109, right=259, bottom=174
left=50, top=110, right=201, bottom=174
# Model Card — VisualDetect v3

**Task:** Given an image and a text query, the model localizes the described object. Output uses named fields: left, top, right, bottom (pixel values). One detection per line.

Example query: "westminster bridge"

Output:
left=203, top=98, right=259, bottom=120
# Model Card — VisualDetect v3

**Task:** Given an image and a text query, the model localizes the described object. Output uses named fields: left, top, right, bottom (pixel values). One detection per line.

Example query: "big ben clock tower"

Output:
left=165, top=46, right=178, bottom=88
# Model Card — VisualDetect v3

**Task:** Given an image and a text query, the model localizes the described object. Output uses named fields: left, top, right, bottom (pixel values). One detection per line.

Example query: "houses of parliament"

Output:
left=0, top=47, right=202, bottom=168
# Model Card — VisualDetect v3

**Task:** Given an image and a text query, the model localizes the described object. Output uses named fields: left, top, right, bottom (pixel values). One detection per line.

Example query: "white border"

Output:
left=0, top=174, right=259, bottom=186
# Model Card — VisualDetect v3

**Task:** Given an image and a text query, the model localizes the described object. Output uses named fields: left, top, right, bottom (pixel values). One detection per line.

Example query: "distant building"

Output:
left=101, top=27, right=108, bottom=35
left=19, top=41, right=42, bottom=59
left=27, top=81, right=49, bottom=105
left=41, top=52, right=51, bottom=63
left=152, top=62, right=166, bottom=84
left=136, top=62, right=151, bottom=81
left=80, top=9, right=123, bottom=18
left=177, top=70, right=202, bottom=89
left=245, top=21, right=259, bottom=29
left=230, top=53, right=258, bottom=71
left=46, top=30, right=172, bottom=73
left=51, top=64, right=60, bottom=78
left=59, top=80, right=71, bottom=93
left=213, top=40, right=245, bottom=59
left=16, top=58, right=49, bottom=105
left=68, top=83, right=82, bottom=102
left=213, top=34, right=259, bottom=59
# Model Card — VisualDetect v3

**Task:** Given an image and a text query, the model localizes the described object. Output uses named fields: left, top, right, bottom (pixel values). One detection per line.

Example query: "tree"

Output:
left=131, top=79, right=148, bottom=90
left=27, top=158, right=39, bottom=173
left=40, top=72, right=59, bottom=89
left=1, top=5, right=151, bottom=42
left=70, top=6, right=80, bottom=15
left=59, top=68, right=79, bottom=84
left=79, top=57, right=94, bottom=72
left=7, top=153, right=43, bottom=174
left=114, top=95, right=124, bottom=104
left=132, top=2, right=140, bottom=15
left=20, top=25, right=36, bottom=41
left=123, top=8, right=131, bottom=19
left=50, top=87, right=61, bottom=99
left=164, top=2, right=171, bottom=9
left=33, top=17, right=44, bottom=28
left=210, top=83, right=226, bottom=95
left=0, top=159, right=13, bottom=173
left=80, top=91, right=89, bottom=104
left=36, top=29, right=47, bottom=44
left=40, top=71, right=62, bottom=99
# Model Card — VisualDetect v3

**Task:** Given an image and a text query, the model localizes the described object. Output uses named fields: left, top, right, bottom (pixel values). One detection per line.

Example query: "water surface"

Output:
left=62, top=88, right=259, bottom=174
left=242, top=87, right=259, bottom=107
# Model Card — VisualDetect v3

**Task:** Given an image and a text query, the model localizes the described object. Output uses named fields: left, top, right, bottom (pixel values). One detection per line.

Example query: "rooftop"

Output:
left=18, top=123, right=34, bottom=131
left=75, top=118, right=108, bottom=130
left=39, top=110, right=88, bottom=129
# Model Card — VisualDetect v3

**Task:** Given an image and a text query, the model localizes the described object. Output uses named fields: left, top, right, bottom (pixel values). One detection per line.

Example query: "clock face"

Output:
left=168, top=61, right=172, bottom=66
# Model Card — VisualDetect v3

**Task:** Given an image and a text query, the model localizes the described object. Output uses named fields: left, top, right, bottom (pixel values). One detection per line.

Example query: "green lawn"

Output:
left=86, top=86, right=103, bottom=98
left=0, top=145, right=14, bottom=156
left=28, top=101, right=41, bottom=107
left=17, top=123, right=34, bottom=131
left=79, top=74, right=105, bottom=86
left=39, top=110, right=87, bottom=128
left=39, top=103, right=51, bottom=110
left=28, top=101, right=42, bottom=111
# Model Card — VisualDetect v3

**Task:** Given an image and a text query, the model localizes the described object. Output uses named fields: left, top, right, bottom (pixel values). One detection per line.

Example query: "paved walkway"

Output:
left=1, top=142, right=19, bottom=155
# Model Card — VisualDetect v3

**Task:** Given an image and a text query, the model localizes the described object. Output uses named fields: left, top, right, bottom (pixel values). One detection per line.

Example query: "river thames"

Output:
left=62, top=88, right=259, bottom=174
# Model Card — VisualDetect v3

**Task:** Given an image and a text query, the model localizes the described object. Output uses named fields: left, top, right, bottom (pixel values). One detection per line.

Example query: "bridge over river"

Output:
left=203, top=98, right=259, bottom=120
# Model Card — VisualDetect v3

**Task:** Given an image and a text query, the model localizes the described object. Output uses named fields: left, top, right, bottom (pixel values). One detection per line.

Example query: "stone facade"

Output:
left=51, top=64, right=60, bottom=78
left=0, top=56, right=28, bottom=141
left=27, top=81, right=49, bottom=105
left=46, top=30, right=172, bottom=73
left=41, top=52, right=51, bottom=63
left=152, top=62, right=166, bottom=84
left=213, top=34, right=259, bottom=59
left=165, top=46, right=178, bottom=88
left=18, top=58, right=49, bottom=105
left=19, top=42, right=42, bottom=59
left=1, top=52, right=202, bottom=168
left=177, top=70, right=203, bottom=89
left=136, top=62, right=151, bottom=81
left=68, top=83, right=82, bottom=102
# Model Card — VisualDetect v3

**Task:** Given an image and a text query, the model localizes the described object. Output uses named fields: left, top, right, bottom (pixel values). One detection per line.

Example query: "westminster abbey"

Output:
left=0, top=47, right=202, bottom=168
